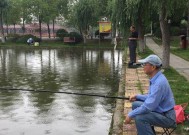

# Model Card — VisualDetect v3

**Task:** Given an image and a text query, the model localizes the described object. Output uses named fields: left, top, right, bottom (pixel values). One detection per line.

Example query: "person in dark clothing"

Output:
left=128, top=25, right=138, bottom=66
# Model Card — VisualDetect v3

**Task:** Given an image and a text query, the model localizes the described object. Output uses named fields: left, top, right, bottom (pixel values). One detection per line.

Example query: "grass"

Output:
left=139, top=47, right=189, bottom=134
left=0, top=39, right=124, bottom=49
left=153, top=36, right=189, bottom=61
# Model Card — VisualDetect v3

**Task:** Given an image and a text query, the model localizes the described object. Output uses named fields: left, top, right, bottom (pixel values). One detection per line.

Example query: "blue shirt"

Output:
left=128, top=71, right=175, bottom=118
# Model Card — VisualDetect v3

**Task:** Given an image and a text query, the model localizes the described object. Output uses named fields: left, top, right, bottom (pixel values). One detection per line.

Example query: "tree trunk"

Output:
left=47, top=22, right=50, bottom=38
left=82, top=29, right=87, bottom=44
left=6, top=24, right=8, bottom=35
left=5, top=12, right=8, bottom=35
left=39, top=16, right=42, bottom=41
left=187, top=2, right=189, bottom=40
left=0, top=9, right=5, bottom=43
left=53, top=19, right=55, bottom=38
left=14, top=23, right=16, bottom=34
left=159, top=2, right=170, bottom=68
left=83, top=32, right=87, bottom=44
left=112, top=21, right=117, bottom=44
left=22, top=18, right=25, bottom=34
left=138, top=15, right=145, bottom=53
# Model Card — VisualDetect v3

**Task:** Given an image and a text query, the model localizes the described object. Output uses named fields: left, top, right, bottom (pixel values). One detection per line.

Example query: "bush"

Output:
left=95, top=30, right=110, bottom=39
left=180, top=19, right=188, bottom=28
left=7, top=34, right=20, bottom=42
left=170, top=26, right=180, bottom=36
left=69, top=32, right=83, bottom=43
left=154, top=28, right=162, bottom=38
left=16, top=34, right=40, bottom=43
left=56, top=29, right=69, bottom=40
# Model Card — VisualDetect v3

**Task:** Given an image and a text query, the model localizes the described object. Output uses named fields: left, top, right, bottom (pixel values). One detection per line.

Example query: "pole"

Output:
left=99, top=32, right=100, bottom=47
left=0, top=87, right=130, bottom=100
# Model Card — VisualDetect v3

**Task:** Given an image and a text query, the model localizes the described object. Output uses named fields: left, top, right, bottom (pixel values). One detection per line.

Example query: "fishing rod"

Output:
left=0, top=87, right=130, bottom=100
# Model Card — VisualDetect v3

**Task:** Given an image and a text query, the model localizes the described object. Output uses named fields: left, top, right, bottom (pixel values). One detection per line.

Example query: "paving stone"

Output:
left=124, top=102, right=132, bottom=108
left=123, top=56, right=150, bottom=135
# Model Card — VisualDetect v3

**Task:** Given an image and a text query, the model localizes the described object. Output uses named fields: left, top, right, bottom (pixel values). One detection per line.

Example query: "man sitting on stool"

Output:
left=125, top=54, right=176, bottom=135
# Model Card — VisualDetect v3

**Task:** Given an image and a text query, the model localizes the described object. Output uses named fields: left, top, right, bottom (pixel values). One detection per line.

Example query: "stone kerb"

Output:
left=123, top=66, right=149, bottom=135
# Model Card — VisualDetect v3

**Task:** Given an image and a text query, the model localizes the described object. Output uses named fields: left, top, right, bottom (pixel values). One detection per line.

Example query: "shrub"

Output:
left=154, top=28, right=162, bottom=38
left=180, top=19, right=187, bottom=28
left=56, top=29, right=69, bottom=40
left=69, top=32, right=83, bottom=43
left=94, top=30, right=110, bottom=40
left=16, top=34, right=40, bottom=43
left=170, top=26, right=180, bottom=36
left=7, top=34, right=20, bottom=42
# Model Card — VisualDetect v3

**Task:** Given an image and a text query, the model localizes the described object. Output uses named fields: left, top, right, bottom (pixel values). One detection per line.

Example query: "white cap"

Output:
left=138, top=54, right=162, bottom=67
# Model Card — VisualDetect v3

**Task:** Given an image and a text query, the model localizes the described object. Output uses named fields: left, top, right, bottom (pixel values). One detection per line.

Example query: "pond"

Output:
left=0, top=47, right=123, bottom=135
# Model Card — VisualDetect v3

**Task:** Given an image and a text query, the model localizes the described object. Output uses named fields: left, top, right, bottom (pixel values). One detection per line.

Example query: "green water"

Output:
left=0, top=47, right=122, bottom=135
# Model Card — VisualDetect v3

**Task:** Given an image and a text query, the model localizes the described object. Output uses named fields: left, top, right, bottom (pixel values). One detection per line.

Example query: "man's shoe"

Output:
left=128, top=63, right=141, bottom=68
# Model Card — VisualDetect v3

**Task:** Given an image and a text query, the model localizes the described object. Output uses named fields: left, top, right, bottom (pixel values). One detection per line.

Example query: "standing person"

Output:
left=128, top=25, right=138, bottom=66
left=125, top=54, right=176, bottom=135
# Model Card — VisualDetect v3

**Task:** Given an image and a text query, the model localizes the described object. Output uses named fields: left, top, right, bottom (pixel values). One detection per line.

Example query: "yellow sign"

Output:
left=98, top=21, right=111, bottom=33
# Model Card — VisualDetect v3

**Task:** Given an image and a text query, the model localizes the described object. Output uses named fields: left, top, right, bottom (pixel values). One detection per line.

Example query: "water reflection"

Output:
left=0, top=47, right=122, bottom=135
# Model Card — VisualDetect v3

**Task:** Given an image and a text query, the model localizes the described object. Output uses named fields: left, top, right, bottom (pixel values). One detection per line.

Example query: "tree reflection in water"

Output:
left=0, top=47, right=122, bottom=135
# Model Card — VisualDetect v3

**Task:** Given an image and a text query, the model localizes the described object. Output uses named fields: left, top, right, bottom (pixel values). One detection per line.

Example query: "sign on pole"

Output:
left=98, top=21, right=111, bottom=33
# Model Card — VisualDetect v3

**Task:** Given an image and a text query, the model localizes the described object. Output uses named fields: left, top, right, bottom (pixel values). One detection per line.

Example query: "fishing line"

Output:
left=0, top=87, right=130, bottom=100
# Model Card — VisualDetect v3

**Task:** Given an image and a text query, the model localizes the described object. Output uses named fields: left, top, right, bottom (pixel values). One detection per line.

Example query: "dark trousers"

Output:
left=129, top=41, right=137, bottom=63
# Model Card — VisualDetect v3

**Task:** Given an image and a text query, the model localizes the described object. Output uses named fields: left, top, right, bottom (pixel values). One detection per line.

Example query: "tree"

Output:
left=6, top=0, right=22, bottom=34
left=125, top=0, right=151, bottom=52
left=187, top=1, right=189, bottom=38
left=108, top=0, right=128, bottom=38
left=27, top=0, right=69, bottom=39
left=29, top=0, right=47, bottom=40
left=53, top=0, right=69, bottom=38
left=153, top=0, right=187, bottom=68
left=71, top=0, right=97, bottom=44
left=158, top=0, right=171, bottom=68
left=42, top=0, right=68, bottom=38
left=20, top=0, right=33, bottom=34
left=0, top=0, right=8, bottom=43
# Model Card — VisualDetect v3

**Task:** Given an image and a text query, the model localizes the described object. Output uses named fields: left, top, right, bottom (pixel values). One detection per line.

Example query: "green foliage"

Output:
left=69, top=32, right=83, bottom=43
left=6, top=0, right=21, bottom=26
left=170, top=26, right=180, bottom=36
left=154, top=27, right=162, bottom=38
left=15, top=34, right=40, bottom=43
left=171, top=48, right=189, bottom=61
left=7, top=33, right=20, bottom=42
left=180, top=19, right=188, bottom=28
left=110, top=0, right=129, bottom=37
left=56, top=29, right=69, bottom=40
left=74, top=0, right=96, bottom=31
left=164, top=68, right=189, bottom=104
left=0, top=0, right=8, bottom=8
left=68, top=0, right=105, bottom=36
left=57, top=0, right=69, bottom=19
left=94, top=30, right=110, bottom=39
left=56, top=29, right=83, bottom=43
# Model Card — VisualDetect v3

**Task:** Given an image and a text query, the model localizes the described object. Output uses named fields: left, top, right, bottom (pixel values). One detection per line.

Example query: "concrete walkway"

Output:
left=146, top=37, right=189, bottom=81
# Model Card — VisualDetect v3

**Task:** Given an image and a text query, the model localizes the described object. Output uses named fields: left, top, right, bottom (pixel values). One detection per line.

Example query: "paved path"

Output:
left=123, top=64, right=149, bottom=135
left=146, top=37, right=189, bottom=81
